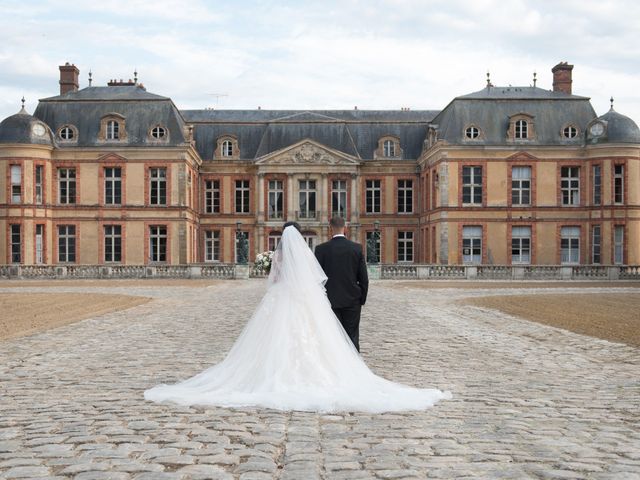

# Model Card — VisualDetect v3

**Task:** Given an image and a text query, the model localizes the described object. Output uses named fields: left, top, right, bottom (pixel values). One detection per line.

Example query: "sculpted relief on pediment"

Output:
left=260, top=142, right=356, bottom=166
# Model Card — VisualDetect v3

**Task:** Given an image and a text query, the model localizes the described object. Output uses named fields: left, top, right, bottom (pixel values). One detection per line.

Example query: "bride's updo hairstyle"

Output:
left=283, top=221, right=301, bottom=232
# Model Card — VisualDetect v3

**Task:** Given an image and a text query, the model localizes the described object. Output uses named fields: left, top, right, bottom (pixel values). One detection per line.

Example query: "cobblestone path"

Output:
left=1, top=280, right=639, bottom=479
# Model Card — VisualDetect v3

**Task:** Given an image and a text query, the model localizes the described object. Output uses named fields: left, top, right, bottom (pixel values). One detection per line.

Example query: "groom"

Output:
left=314, top=216, right=369, bottom=352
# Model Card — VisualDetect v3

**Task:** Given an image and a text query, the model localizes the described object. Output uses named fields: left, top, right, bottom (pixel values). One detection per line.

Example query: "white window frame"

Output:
left=104, top=167, right=122, bottom=205
left=235, top=179, right=250, bottom=214
left=106, top=120, right=120, bottom=140
left=204, top=180, right=220, bottom=214
left=222, top=140, right=233, bottom=157
left=204, top=230, right=220, bottom=262
left=397, top=179, right=413, bottom=214
left=331, top=180, right=347, bottom=217
left=515, top=120, right=528, bottom=139
left=560, top=226, right=580, bottom=264
left=462, top=226, right=482, bottom=264
left=57, top=225, right=76, bottom=263
left=591, top=225, right=601, bottom=264
left=149, top=168, right=167, bottom=205
left=10, top=165, right=21, bottom=203
left=397, top=231, right=414, bottom=263
left=561, top=166, right=580, bottom=206
left=365, top=179, right=381, bottom=214
left=298, top=179, right=316, bottom=219
left=104, top=225, right=122, bottom=263
left=268, top=180, right=284, bottom=219
left=511, top=226, right=531, bottom=264
left=383, top=139, right=396, bottom=157
left=58, top=168, right=76, bottom=204
left=149, top=226, right=167, bottom=263
left=35, top=224, right=44, bottom=264
left=592, top=165, right=601, bottom=206
left=462, top=166, right=482, bottom=205
left=10, top=224, right=21, bottom=263
left=511, top=166, right=531, bottom=206
left=614, top=225, right=624, bottom=265
left=268, top=234, right=281, bottom=252
left=151, top=126, right=166, bottom=139
left=614, top=164, right=624, bottom=204
left=35, top=165, right=44, bottom=204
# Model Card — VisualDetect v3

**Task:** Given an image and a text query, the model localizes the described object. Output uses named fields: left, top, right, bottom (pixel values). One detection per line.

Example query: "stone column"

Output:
left=287, top=173, right=295, bottom=221
left=350, top=173, right=359, bottom=239
left=320, top=173, right=328, bottom=224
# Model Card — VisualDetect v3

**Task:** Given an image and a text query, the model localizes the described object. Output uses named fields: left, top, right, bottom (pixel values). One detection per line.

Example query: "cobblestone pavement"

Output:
left=1, top=280, right=639, bottom=480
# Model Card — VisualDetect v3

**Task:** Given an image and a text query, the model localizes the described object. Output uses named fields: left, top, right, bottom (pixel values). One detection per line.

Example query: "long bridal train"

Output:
left=144, top=227, right=451, bottom=413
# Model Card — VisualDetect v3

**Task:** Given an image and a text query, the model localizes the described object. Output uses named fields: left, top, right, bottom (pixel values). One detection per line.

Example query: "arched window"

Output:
left=107, top=120, right=120, bottom=140
left=222, top=140, right=233, bottom=157
left=383, top=139, right=396, bottom=157
left=465, top=126, right=480, bottom=139
left=151, top=126, right=167, bottom=139
left=563, top=125, right=578, bottom=138
left=59, top=125, right=76, bottom=141
left=515, top=120, right=528, bottom=139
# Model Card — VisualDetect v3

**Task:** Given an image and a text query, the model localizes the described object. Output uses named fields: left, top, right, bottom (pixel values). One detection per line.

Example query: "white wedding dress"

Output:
left=144, top=226, right=451, bottom=413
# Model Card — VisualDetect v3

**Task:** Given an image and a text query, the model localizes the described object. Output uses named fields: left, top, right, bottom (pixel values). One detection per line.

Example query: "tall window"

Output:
left=222, top=140, right=233, bottom=157
left=366, top=231, right=381, bottom=263
left=515, top=120, right=528, bottom=139
left=511, top=166, right=531, bottom=205
left=268, top=180, right=284, bottom=219
left=560, top=226, right=580, bottom=264
left=149, top=226, right=167, bottom=262
left=511, top=226, right=531, bottom=264
left=10, top=225, right=21, bottom=263
left=149, top=168, right=167, bottom=205
left=106, top=120, right=119, bottom=140
left=561, top=167, right=580, bottom=206
left=462, top=226, right=482, bottom=264
left=365, top=180, right=381, bottom=214
left=397, top=180, right=413, bottom=214
left=235, top=180, right=250, bottom=213
left=204, top=180, right=220, bottom=214
left=57, top=225, right=76, bottom=263
left=614, top=226, right=624, bottom=265
left=35, top=165, right=44, bottom=204
left=303, top=233, right=317, bottom=250
left=383, top=140, right=396, bottom=157
left=35, top=224, right=44, bottom=264
left=592, top=165, right=601, bottom=206
left=268, top=233, right=281, bottom=252
left=331, top=180, right=347, bottom=217
left=104, top=225, right=122, bottom=263
left=462, top=166, right=482, bottom=205
left=10, top=165, right=21, bottom=203
left=614, top=164, right=624, bottom=204
left=298, top=180, right=316, bottom=219
left=397, top=231, right=413, bottom=263
left=58, top=168, right=76, bottom=204
left=104, top=167, right=122, bottom=205
left=204, top=230, right=220, bottom=262
left=591, top=225, right=601, bottom=264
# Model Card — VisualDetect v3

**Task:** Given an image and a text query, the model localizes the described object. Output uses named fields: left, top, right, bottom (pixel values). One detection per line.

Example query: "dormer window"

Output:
left=563, top=125, right=578, bottom=138
left=465, top=126, right=480, bottom=139
left=58, top=125, right=77, bottom=141
left=222, top=140, right=233, bottom=157
left=515, top=120, right=528, bottom=139
left=508, top=114, right=535, bottom=141
left=215, top=136, right=239, bottom=159
left=383, top=140, right=396, bottom=157
left=375, top=136, right=402, bottom=159
left=99, top=114, right=127, bottom=142
left=107, top=121, right=119, bottom=140
left=150, top=126, right=167, bottom=139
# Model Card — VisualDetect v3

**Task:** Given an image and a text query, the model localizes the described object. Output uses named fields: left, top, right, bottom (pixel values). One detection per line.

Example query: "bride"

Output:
left=144, top=225, right=450, bottom=413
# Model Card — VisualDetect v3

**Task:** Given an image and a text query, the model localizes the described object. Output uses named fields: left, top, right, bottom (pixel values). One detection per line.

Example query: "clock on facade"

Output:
left=589, top=122, right=605, bottom=137
left=32, top=123, right=46, bottom=136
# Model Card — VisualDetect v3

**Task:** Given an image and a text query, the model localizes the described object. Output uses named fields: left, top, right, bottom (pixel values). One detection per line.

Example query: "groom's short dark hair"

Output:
left=330, top=216, right=345, bottom=228
left=283, top=221, right=301, bottom=232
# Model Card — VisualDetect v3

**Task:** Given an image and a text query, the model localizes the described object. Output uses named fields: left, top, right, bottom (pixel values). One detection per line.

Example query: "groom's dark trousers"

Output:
left=314, top=235, right=369, bottom=352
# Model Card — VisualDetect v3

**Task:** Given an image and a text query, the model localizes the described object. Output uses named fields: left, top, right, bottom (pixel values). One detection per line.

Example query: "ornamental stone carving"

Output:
left=259, top=141, right=357, bottom=165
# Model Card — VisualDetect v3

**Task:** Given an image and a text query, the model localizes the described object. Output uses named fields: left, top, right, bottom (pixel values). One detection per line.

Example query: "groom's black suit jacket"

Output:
left=314, top=236, right=369, bottom=309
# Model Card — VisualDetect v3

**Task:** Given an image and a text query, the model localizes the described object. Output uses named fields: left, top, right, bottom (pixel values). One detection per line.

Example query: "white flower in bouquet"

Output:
left=254, top=251, right=274, bottom=273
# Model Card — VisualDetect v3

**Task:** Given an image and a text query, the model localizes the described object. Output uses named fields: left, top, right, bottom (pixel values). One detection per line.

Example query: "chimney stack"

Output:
left=552, top=61, right=573, bottom=94
left=59, top=62, right=80, bottom=95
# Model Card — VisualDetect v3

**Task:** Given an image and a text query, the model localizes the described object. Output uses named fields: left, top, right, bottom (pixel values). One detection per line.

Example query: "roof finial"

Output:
left=134, top=68, right=138, bottom=84
left=610, top=96, right=614, bottom=110
left=21, top=96, right=25, bottom=109
left=533, top=71, right=537, bottom=87
left=88, top=69, right=93, bottom=86
left=486, top=70, right=491, bottom=88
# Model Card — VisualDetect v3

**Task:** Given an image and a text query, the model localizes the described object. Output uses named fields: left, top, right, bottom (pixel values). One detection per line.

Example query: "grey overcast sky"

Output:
left=1, top=0, right=639, bottom=123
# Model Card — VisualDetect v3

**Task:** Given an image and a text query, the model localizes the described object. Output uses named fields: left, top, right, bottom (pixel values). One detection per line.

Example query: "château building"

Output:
left=1, top=62, right=638, bottom=268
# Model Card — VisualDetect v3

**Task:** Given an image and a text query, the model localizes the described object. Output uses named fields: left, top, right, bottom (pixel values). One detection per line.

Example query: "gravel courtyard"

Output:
left=0, top=280, right=639, bottom=480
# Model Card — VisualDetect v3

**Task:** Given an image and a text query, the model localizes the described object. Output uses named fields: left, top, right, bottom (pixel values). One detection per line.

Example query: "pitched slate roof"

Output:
left=34, top=86, right=187, bottom=147
left=433, top=86, right=597, bottom=146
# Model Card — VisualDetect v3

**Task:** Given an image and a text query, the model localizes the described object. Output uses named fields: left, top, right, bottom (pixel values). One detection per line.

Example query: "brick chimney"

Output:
left=552, top=61, right=573, bottom=94
left=59, top=62, right=79, bottom=95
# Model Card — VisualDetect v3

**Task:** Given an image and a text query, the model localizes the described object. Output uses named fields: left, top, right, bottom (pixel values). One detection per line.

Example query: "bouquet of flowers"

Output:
left=254, top=251, right=274, bottom=274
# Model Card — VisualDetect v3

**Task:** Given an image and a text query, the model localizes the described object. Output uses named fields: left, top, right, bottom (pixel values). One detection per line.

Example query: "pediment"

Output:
left=271, top=111, right=341, bottom=123
left=255, top=140, right=359, bottom=166
left=506, top=151, right=538, bottom=162
left=96, top=152, right=128, bottom=163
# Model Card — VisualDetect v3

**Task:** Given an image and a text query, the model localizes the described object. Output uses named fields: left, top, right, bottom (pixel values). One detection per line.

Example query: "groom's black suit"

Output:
left=314, top=235, right=369, bottom=352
